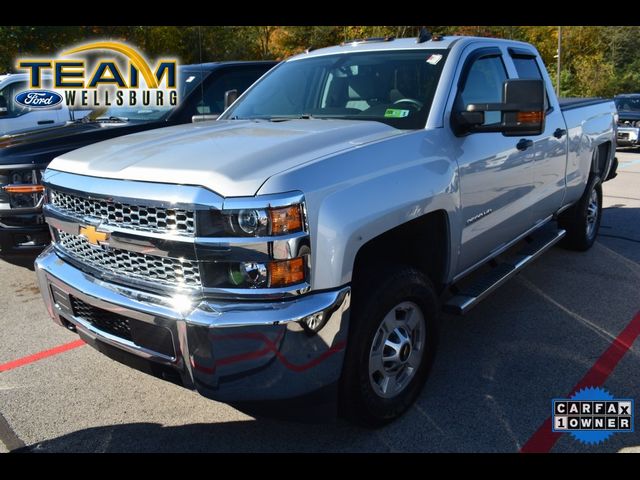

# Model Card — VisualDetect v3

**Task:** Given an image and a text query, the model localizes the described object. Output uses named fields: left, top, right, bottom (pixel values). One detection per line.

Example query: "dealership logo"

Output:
left=14, top=90, right=63, bottom=109
left=16, top=41, right=178, bottom=108
left=552, top=387, right=634, bottom=445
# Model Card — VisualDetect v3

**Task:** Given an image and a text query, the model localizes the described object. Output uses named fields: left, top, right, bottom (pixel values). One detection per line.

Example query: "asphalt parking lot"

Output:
left=1, top=152, right=639, bottom=453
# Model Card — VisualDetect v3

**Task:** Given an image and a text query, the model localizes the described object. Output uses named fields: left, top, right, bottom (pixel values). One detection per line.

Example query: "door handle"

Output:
left=37, top=120, right=54, bottom=125
left=553, top=128, right=567, bottom=139
left=516, top=139, right=533, bottom=151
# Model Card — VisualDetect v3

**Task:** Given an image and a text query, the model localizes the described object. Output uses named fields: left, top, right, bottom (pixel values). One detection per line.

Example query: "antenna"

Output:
left=198, top=26, right=205, bottom=120
left=417, top=27, right=432, bottom=44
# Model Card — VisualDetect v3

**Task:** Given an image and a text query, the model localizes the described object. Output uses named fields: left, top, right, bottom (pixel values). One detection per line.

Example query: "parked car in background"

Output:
left=614, top=93, right=640, bottom=147
left=36, top=35, right=617, bottom=426
left=0, top=61, right=276, bottom=253
left=0, top=74, right=91, bottom=136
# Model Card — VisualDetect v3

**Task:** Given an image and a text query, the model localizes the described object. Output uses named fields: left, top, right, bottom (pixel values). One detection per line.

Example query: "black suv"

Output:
left=0, top=61, right=276, bottom=253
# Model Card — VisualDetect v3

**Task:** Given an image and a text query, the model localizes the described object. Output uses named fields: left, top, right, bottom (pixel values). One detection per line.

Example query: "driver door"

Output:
left=451, top=48, right=537, bottom=275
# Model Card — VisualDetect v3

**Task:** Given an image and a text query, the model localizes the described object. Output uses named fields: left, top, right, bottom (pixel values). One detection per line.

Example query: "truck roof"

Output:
left=180, top=60, right=278, bottom=71
left=0, top=72, right=54, bottom=88
left=291, top=36, right=535, bottom=61
left=1, top=63, right=276, bottom=82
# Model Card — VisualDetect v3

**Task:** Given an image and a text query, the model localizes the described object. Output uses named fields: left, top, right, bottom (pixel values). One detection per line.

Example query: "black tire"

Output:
left=340, top=265, right=439, bottom=427
left=558, top=174, right=602, bottom=251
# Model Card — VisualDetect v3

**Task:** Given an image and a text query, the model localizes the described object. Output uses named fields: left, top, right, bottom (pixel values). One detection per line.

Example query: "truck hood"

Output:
left=0, top=120, right=167, bottom=167
left=49, top=119, right=404, bottom=197
left=617, top=111, right=640, bottom=123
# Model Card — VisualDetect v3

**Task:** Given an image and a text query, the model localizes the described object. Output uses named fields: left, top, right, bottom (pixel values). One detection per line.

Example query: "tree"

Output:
left=1, top=25, right=638, bottom=97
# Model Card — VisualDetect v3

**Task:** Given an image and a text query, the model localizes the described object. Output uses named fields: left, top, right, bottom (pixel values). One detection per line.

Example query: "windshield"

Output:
left=86, top=68, right=207, bottom=122
left=615, top=96, right=640, bottom=113
left=223, top=50, right=448, bottom=130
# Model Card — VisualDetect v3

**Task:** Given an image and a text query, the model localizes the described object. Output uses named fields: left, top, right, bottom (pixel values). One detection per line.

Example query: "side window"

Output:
left=194, top=68, right=269, bottom=116
left=0, top=81, right=29, bottom=118
left=511, top=55, right=550, bottom=110
left=459, top=56, right=507, bottom=126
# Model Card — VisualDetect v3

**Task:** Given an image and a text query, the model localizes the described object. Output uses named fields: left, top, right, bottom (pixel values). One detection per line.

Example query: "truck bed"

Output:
left=559, top=97, right=612, bottom=111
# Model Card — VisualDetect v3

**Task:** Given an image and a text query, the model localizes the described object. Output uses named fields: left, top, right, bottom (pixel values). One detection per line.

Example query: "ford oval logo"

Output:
left=14, top=90, right=63, bottom=109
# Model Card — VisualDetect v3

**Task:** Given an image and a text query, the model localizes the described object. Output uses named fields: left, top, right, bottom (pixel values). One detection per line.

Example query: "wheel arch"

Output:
left=591, top=140, right=613, bottom=179
left=351, top=210, right=451, bottom=295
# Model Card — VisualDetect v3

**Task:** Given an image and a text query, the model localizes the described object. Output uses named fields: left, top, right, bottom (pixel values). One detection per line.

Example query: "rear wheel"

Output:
left=558, top=173, right=602, bottom=251
left=340, top=266, right=439, bottom=427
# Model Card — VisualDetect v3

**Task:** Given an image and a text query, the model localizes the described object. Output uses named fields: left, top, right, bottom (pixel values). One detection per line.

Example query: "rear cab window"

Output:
left=509, top=48, right=550, bottom=111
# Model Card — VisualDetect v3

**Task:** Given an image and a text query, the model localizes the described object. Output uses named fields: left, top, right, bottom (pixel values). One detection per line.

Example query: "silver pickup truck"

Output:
left=35, top=34, right=617, bottom=426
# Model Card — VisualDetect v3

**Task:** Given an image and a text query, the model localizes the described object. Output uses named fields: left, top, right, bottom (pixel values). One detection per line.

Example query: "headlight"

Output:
left=202, top=257, right=308, bottom=289
left=197, top=193, right=310, bottom=292
left=1, top=168, right=44, bottom=208
left=10, top=170, right=33, bottom=184
left=237, top=209, right=268, bottom=235
left=198, top=201, right=306, bottom=237
left=228, top=261, right=268, bottom=287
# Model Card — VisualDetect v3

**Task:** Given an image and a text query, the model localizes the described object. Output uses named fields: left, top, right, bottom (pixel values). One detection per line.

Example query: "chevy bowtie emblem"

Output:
left=79, top=225, right=110, bottom=246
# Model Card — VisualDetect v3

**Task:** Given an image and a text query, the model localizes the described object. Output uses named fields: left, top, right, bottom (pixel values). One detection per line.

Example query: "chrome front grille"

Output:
left=50, top=190, right=196, bottom=236
left=56, top=230, right=201, bottom=288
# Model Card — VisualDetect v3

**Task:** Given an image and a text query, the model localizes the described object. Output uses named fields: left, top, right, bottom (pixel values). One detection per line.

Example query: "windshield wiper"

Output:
left=268, top=114, right=316, bottom=122
left=94, top=116, right=129, bottom=123
left=228, top=114, right=318, bottom=122
left=73, top=115, right=93, bottom=124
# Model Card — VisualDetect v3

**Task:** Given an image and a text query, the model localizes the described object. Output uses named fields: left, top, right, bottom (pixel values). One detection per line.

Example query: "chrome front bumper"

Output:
left=35, top=246, right=351, bottom=402
left=616, top=127, right=639, bottom=147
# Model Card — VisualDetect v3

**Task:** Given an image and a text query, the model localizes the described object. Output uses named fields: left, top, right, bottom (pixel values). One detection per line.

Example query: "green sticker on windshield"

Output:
left=384, top=108, right=410, bottom=118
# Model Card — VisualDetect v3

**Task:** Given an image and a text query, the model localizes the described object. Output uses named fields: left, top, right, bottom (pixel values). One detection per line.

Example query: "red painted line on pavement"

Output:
left=521, top=310, right=640, bottom=453
left=0, top=339, right=85, bottom=373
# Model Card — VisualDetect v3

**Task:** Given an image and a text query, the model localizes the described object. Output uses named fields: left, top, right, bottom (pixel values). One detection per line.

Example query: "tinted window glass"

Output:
left=459, top=56, right=507, bottom=125
left=224, top=50, right=449, bottom=130
left=195, top=68, right=270, bottom=115
left=512, top=56, right=549, bottom=110
left=513, top=57, right=542, bottom=80
left=88, top=67, right=211, bottom=122
left=615, top=96, right=640, bottom=112
left=0, top=81, right=29, bottom=118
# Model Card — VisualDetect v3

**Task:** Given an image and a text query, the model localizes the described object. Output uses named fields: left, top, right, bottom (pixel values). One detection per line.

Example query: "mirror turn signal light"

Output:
left=269, top=257, right=305, bottom=287
left=2, top=184, right=45, bottom=194
left=269, top=205, right=303, bottom=235
left=517, top=111, right=544, bottom=123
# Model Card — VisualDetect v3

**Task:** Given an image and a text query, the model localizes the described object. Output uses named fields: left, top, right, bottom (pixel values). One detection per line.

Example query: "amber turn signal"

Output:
left=516, top=111, right=543, bottom=123
left=2, top=184, right=45, bottom=194
left=269, top=257, right=305, bottom=287
left=269, top=205, right=303, bottom=235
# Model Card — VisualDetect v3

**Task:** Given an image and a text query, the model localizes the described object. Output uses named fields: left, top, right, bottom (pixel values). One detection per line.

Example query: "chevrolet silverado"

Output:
left=35, top=34, right=617, bottom=426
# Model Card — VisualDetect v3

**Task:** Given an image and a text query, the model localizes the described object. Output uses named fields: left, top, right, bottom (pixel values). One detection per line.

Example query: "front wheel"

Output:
left=340, top=266, right=439, bottom=427
left=558, top=174, right=602, bottom=251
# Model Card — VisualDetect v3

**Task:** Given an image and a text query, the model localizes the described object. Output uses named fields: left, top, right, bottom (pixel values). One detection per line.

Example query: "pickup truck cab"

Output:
left=0, top=73, right=78, bottom=136
left=0, top=61, right=276, bottom=253
left=0, top=74, right=90, bottom=135
left=36, top=35, right=617, bottom=426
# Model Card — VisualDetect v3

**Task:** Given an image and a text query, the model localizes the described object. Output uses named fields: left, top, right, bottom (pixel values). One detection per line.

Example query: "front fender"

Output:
left=258, top=129, right=460, bottom=290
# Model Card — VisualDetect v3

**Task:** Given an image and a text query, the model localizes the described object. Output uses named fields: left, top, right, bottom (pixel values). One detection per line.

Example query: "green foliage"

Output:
left=1, top=25, right=638, bottom=97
